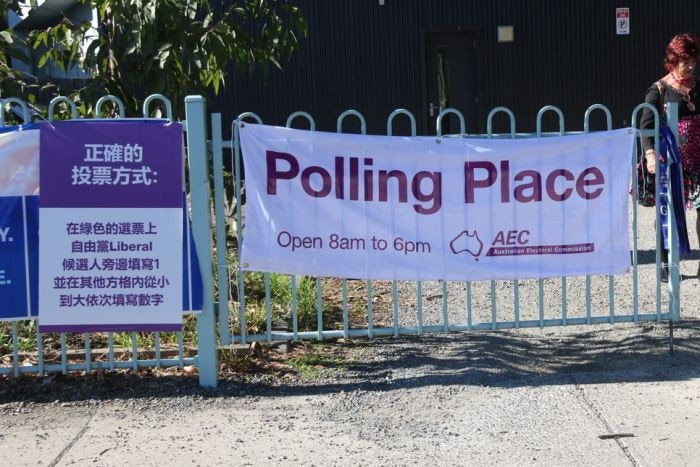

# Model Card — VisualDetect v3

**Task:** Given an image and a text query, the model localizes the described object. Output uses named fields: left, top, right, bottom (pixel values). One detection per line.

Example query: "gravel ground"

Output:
left=1, top=205, right=700, bottom=466
left=1, top=319, right=699, bottom=466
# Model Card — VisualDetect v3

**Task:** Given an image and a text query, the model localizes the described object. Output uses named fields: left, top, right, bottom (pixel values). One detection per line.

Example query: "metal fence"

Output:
left=197, top=98, right=683, bottom=358
left=0, top=95, right=214, bottom=385
left=0, top=95, right=683, bottom=389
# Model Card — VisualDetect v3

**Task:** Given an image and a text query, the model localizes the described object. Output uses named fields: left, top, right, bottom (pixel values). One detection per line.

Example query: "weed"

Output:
left=0, top=331, right=11, bottom=354
left=232, top=271, right=325, bottom=334
left=0, top=321, right=39, bottom=354
left=295, top=276, right=320, bottom=330
left=286, top=352, right=346, bottom=378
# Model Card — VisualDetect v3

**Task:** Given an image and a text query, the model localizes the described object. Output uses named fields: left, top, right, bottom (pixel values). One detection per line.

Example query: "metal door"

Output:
left=424, top=31, right=478, bottom=135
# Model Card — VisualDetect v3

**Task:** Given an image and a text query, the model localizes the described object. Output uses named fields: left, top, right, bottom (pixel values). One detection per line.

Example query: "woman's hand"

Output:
left=645, top=150, right=656, bottom=174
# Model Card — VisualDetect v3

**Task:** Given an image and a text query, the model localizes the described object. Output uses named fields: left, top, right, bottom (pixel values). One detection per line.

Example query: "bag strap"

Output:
left=654, top=80, right=667, bottom=122
left=655, top=80, right=666, bottom=103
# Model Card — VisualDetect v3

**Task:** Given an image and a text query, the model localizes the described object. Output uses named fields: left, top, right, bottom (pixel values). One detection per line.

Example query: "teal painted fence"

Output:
left=206, top=100, right=682, bottom=354
left=0, top=95, right=682, bottom=389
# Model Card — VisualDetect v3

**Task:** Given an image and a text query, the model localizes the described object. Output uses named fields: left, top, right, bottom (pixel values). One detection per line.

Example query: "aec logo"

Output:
left=450, top=229, right=530, bottom=260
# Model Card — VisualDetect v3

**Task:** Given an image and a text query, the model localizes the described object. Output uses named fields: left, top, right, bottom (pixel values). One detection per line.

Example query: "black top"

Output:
left=640, top=79, right=700, bottom=152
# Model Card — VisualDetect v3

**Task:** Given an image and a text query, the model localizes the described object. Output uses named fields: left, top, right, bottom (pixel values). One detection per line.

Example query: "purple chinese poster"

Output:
left=38, top=121, right=183, bottom=332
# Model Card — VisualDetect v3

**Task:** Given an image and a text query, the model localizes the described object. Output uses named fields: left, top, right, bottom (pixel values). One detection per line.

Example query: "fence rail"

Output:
left=0, top=95, right=202, bottom=381
left=0, top=95, right=682, bottom=388
left=207, top=100, right=682, bottom=353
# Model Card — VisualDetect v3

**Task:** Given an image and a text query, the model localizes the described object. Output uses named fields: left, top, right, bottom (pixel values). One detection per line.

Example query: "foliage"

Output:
left=1, top=0, right=307, bottom=119
left=0, top=321, right=35, bottom=354
left=0, top=317, right=198, bottom=357
left=1, top=1, right=35, bottom=101
left=294, top=275, right=319, bottom=330
left=241, top=271, right=320, bottom=333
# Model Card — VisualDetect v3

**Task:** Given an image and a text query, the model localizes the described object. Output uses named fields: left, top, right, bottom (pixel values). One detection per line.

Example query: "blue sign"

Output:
left=0, top=195, right=39, bottom=319
left=658, top=126, right=690, bottom=255
left=182, top=193, right=204, bottom=312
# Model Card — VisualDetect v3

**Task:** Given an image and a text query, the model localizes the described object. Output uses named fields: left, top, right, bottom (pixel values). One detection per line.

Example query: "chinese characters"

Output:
left=55, top=221, right=169, bottom=309
left=71, top=143, right=158, bottom=186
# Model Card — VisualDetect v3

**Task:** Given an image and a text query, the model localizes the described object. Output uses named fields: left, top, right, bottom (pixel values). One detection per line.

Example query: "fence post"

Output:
left=185, top=96, right=218, bottom=387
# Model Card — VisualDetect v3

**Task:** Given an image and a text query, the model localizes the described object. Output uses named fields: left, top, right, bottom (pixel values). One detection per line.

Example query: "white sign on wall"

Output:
left=616, top=8, right=630, bottom=35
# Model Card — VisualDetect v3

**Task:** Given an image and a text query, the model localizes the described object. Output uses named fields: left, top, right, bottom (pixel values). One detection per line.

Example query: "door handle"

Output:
left=429, top=102, right=436, bottom=117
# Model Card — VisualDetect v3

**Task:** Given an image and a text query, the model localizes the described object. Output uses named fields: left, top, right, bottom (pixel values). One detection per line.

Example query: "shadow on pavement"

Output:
left=636, top=248, right=700, bottom=265
left=2, top=319, right=699, bottom=403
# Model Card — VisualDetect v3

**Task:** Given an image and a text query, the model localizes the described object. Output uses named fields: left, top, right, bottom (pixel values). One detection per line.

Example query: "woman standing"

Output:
left=640, top=32, right=700, bottom=281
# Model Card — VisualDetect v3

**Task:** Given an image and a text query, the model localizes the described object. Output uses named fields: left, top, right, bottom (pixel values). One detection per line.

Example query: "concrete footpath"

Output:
left=1, top=320, right=699, bottom=467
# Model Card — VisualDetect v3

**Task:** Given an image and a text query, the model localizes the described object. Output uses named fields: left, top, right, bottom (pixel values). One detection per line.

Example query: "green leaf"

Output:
left=37, top=52, right=51, bottom=69
left=158, top=49, right=170, bottom=68
left=0, top=31, right=13, bottom=44
left=203, top=12, right=213, bottom=28
left=34, top=31, right=48, bottom=47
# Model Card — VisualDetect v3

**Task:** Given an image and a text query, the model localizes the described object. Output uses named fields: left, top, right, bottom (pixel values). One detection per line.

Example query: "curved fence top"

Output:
left=48, top=96, right=78, bottom=121
left=486, top=106, right=516, bottom=138
left=536, top=105, right=565, bottom=136
left=286, top=111, right=316, bottom=131
left=387, top=109, right=417, bottom=136
left=337, top=110, right=367, bottom=134
left=95, top=95, right=126, bottom=118
left=436, top=108, right=465, bottom=136
left=583, top=104, right=612, bottom=132
left=0, top=98, right=31, bottom=125
left=143, top=94, right=173, bottom=120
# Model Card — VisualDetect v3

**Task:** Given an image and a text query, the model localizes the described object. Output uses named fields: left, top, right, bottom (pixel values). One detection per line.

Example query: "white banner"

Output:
left=0, top=128, right=39, bottom=196
left=240, top=124, right=634, bottom=281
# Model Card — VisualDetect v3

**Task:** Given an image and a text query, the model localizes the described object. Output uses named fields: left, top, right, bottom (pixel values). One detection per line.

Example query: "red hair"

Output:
left=664, top=33, right=700, bottom=71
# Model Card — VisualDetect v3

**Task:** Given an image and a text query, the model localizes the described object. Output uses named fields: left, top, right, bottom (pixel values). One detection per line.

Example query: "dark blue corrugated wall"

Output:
left=212, top=0, right=700, bottom=135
